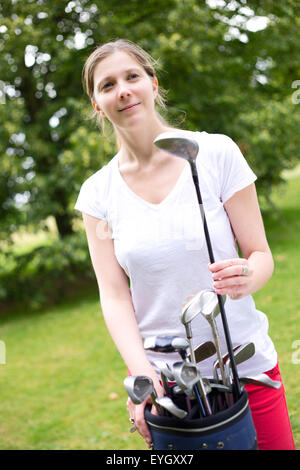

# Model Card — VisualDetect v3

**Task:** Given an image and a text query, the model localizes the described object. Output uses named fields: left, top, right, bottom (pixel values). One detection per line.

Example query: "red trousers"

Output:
left=244, top=362, right=295, bottom=450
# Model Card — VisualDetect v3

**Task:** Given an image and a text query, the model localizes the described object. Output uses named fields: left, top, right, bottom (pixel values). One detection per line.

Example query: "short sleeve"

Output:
left=74, top=173, right=107, bottom=220
left=220, top=136, right=257, bottom=203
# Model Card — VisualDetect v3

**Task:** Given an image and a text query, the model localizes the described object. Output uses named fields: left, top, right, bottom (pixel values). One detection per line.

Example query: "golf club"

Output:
left=153, top=360, right=173, bottom=397
left=240, top=374, right=282, bottom=389
left=172, top=360, right=209, bottom=416
left=154, top=131, right=242, bottom=400
left=180, top=294, right=212, bottom=415
left=144, top=336, right=189, bottom=398
left=195, top=289, right=231, bottom=406
left=172, top=361, right=200, bottom=393
left=144, top=335, right=189, bottom=360
left=202, top=378, right=231, bottom=394
left=123, top=375, right=161, bottom=414
left=145, top=335, right=205, bottom=413
left=213, top=344, right=243, bottom=383
left=188, top=340, right=216, bottom=363
left=224, top=342, right=255, bottom=387
left=202, top=377, right=232, bottom=413
left=155, top=396, right=188, bottom=419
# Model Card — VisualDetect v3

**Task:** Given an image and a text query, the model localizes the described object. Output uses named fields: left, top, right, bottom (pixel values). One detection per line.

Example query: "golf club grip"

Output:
left=190, top=163, right=242, bottom=399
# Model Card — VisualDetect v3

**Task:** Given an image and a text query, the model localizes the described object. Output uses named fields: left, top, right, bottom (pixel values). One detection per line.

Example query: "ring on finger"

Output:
left=130, top=425, right=137, bottom=433
left=129, top=418, right=137, bottom=433
left=241, top=265, right=249, bottom=276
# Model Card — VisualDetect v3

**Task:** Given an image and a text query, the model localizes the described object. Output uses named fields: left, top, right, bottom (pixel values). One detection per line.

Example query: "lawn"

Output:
left=0, top=176, right=299, bottom=450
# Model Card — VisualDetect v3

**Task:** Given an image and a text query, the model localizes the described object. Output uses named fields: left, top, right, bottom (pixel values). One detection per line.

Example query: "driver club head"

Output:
left=154, top=131, right=199, bottom=162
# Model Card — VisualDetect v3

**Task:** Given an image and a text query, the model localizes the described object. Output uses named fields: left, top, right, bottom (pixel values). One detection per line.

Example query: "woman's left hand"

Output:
left=208, top=258, right=253, bottom=300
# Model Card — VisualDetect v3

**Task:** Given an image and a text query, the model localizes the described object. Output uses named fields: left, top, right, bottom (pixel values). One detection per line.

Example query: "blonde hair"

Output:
left=82, top=39, right=168, bottom=134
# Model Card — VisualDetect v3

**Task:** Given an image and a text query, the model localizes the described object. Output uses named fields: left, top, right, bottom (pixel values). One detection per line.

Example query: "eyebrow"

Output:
left=95, top=67, right=142, bottom=92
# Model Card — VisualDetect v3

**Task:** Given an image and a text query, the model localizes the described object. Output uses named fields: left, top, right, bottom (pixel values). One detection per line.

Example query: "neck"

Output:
left=116, top=119, right=173, bottom=168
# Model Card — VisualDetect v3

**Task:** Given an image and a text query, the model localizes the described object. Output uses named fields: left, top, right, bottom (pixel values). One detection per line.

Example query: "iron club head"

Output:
left=155, top=396, right=188, bottom=419
left=172, top=361, right=200, bottom=392
left=188, top=340, right=216, bottom=363
left=240, top=373, right=282, bottom=389
left=123, top=375, right=161, bottom=413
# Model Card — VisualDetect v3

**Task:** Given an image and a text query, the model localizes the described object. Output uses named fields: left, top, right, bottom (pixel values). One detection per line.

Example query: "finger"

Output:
left=150, top=403, right=160, bottom=416
left=213, top=275, right=247, bottom=290
left=134, top=403, right=153, bottom=448
left=212, top=265, right=250, bottom=281
left=126, top=397, right=135, bottom=417
left=214, top=284, right=246, bottom=299
left=208, top=258, right=247, bottom=273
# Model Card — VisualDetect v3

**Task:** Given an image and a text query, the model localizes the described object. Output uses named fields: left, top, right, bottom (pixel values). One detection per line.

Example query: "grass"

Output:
left=0, top=294, right=142, bottom=450
left=0, top=176, right=299, bottom=450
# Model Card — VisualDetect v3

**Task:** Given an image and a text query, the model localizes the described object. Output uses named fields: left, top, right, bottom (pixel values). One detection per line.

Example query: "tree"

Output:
left=1, top=0, right=299, bottom=242
left=0, top=0, right=175, bottom=239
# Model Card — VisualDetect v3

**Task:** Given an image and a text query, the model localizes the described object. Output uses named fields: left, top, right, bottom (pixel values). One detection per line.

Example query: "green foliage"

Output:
left=234, top=98, right=300, bottom=196
left=0, top=0, right=176, bottom=239
left=1, top=0, right=300, bottom=242
left=0, top=232, right=95, bottom=311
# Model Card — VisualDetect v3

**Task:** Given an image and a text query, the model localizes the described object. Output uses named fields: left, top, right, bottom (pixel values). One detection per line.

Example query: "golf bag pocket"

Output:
left=145, top=389, right=257, bottom=450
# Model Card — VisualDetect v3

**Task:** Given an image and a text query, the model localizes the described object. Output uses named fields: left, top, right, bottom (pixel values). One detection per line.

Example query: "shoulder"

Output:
left=74, top=154, right=118, bottom=219
left=193, top=131, right=238, bottom=152
left=80, top=155, right=117, bottom=195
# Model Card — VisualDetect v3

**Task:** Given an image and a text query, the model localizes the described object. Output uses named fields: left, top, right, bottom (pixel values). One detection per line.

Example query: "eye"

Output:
left=128, top=72, right=139, bottom=80
left=102, top=81, right=113, bottom=90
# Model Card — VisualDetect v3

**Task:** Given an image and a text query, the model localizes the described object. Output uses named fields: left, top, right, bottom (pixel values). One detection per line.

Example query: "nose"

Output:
left=117, top=81, right=132, bottom=100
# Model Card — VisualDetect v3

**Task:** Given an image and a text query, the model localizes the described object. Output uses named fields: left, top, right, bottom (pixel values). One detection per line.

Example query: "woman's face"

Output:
left=92, top=51, right=158, bottom=130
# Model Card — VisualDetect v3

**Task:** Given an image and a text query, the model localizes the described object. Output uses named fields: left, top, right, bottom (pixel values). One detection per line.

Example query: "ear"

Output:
left=91, top=100, right=105, bottom=116
left=152, top=76, right=159, bottom=98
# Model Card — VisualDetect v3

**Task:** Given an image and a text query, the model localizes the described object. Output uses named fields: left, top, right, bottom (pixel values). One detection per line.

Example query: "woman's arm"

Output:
left=208, top=183, right=274, bottom=299
left=82, top=214, right=156, bottom=377
left=82, top=213, right=163, bottom=446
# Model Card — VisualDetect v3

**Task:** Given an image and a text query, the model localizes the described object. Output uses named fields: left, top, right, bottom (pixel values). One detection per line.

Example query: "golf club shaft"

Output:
left=190, top=161, right=241, bottom=400
left=210, top=318, right=231, bottom=407
left=189, top=340, right=212, bottom=416
left=151, top=392, right=162, bottom=415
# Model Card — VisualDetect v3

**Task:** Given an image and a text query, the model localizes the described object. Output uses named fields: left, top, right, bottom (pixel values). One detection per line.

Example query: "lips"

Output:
left=119, top=102, right=140, bottom=112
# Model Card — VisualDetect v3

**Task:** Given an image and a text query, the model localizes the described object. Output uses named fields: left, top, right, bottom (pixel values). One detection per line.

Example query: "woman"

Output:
left=75, top=39, right=295, bottom=450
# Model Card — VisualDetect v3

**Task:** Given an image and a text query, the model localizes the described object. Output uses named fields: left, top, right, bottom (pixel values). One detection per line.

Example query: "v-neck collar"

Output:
left=114, top=153, right=189, bottom=209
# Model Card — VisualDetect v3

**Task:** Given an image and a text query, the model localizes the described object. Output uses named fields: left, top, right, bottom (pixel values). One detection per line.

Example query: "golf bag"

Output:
left=145, top=388, right=257, bottom=450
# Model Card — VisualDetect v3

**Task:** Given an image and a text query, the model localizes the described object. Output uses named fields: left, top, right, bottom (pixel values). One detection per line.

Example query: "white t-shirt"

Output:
left=75, top=131, right=277, bottom=377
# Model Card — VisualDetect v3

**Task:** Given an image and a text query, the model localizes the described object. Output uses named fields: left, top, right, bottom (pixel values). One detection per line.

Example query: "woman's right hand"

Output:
left=126, top=381, right=165, bottom=449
